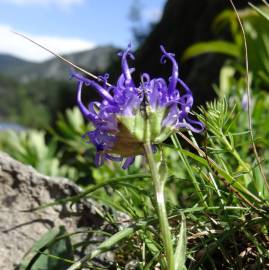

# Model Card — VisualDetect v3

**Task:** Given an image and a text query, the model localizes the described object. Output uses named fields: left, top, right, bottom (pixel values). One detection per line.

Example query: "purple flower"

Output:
left=241, top=92, right=251, bottom=112
left=72, top=44, right=204, bottom=168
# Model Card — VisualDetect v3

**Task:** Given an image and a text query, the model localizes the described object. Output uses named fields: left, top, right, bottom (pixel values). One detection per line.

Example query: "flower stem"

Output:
left=222, top=135, right=250, bottom=171
left=143, top=143, right=175, bottom=270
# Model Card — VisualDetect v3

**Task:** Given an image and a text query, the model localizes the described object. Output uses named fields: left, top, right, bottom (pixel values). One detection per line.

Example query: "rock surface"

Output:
left=0, top=152, right=105, bottom=270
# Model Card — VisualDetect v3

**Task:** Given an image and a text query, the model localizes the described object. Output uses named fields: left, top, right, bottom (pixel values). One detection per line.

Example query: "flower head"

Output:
left=72, top=44, right=204, bottom=168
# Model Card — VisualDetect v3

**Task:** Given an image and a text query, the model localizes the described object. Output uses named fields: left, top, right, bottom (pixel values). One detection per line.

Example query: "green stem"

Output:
left=143, top=143, right=175, bottom=270
left=222, top=135, right=250, bottom=171
left=171, top=134, right=207, bottom=206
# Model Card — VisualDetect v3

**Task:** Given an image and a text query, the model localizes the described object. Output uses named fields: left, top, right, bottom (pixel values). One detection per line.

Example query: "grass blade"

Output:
left=174, top=213, right=187, bottom=270
left=67, top=226, right=137, bottom=270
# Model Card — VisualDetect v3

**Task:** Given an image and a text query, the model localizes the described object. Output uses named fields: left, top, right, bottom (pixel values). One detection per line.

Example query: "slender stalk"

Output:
left=143, top=143, right=175, bottom=270
left=229, top=0, right=269, bottom=192
left=222, top=135, right=250, bottom=172
left=171, top=134, right=207, bottom=206
left=12, top=31, right=112, bottom=87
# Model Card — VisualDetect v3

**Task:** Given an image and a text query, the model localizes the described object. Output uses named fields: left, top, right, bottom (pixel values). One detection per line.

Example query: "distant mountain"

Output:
left=0, top=45, right=118, bottom=82
left=0, top=54, right=33, bottom=76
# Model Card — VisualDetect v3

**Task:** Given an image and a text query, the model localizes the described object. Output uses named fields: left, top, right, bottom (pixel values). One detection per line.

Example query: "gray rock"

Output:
left=0, top=152, right=107, bottom=269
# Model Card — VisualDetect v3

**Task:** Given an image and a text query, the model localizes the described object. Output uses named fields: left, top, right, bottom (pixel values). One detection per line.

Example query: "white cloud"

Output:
left=1, top=0, right=84, bottom=8
left=143, top=7, right=163, bottom=23
left=0, top=25, right=95, bottom=62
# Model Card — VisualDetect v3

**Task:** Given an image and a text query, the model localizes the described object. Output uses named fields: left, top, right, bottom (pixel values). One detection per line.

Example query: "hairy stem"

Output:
left=143, top=143, right=175, bottom=270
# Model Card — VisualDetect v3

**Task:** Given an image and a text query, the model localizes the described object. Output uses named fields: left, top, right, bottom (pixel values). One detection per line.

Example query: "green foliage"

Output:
left=249, top=2, right=269, bottom=21
left=0, top=129, right=78, bottom=178
left=19, top=226, right=74, bottom=270
left=3, top=4, right=269, bottom=269
left=243, top=7, right=269, bottom=85
left=9, top=97, right=269, bottom=269
left=182, top=4, right=269, bottom=87
left=12, top=70, right=269, bottom=269
left=182, top=40, right=240, bottom=61
left=0, top=75, right=75, bottom=129
left=174, top=213, right=187, bottom=270
left=0, top=107, right=95, bottom=180
left=50, top=107, right=96, bottom=183
left=26, top=86, right=269, bottom=268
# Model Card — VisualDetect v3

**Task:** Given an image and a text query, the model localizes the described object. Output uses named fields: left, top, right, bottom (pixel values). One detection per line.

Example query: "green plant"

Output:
left=12, top=3, right=269, bottom=269
left=48, top=107, right=96, bottom=183
left=0, top=129, right=78, bottom=178
left=182, top=4, right=269, bottom=87
left=19, top=226, right=74, bottom=270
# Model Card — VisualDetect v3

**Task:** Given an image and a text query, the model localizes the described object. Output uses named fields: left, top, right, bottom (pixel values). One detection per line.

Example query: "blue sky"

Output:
left=0, top=0, right=166, bottom=62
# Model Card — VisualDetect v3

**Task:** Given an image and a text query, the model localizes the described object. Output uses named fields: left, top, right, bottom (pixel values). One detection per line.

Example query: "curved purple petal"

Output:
left=77, top=81, right=98, bottom=122
left=105, top=154, right=123, bottom=162
left=160, top=45, right=179, bottom=96
left=73, top=72, right=114, bottom=103
left=120, top=43, right=135, bottom=87
left=177, top=117, right=205, bottom=133
left=122, top=156, right=136, bottom=169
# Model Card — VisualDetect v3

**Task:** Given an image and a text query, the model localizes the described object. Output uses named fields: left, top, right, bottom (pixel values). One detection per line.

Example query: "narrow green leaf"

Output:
left=20, top=228, right=60, bottom=270
left=144, top=252, right=161, bottom=270
left=67, top=226, right=137, bottom=270
left=249, top=3, right=269, bottom=21
left=19, top=226, right=74, bottom=270
left=31, top=174, right=150, bottom=211
left=163, top=143, right=207, bottom=166
left=182, top=41, right=240, bottom=61
left=90, top=227, right=135, bottom=259
left=144, top=236, right=161, bottom=254
left=174, top=213, right=187, bottom=270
